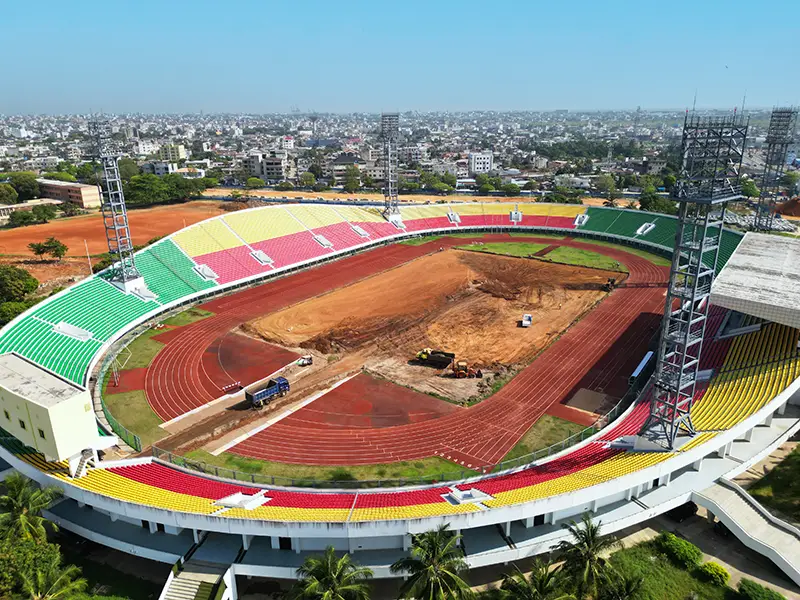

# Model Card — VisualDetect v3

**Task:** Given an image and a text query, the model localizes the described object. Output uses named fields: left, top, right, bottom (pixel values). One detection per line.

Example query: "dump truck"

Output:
left=415, top=348, right=456, bottom=368
left=246, top=377, right=290, bottom=409
left=452, top=360, right=483, bottom=379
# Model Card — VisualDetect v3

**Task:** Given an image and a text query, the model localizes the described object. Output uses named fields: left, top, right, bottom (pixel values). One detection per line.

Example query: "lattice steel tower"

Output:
left=89, top=118, right=142, bottom=289
left=753, top=107, right=797, bottom=232
left=381, top=112, right=400, bottom=215
left=641, top=113, right=749, bottom=449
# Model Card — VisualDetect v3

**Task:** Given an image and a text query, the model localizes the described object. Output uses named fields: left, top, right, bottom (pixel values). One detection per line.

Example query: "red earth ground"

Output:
left=139, top=235, right=668, bottom=467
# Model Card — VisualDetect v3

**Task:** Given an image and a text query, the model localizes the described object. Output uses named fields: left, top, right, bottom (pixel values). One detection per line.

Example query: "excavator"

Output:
left=452, top=360, right=483, bottom=379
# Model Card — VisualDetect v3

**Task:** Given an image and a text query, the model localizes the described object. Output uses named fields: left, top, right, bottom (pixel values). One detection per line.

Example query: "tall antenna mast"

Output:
left=89, top=117, right=143, bottom=292
left=381, top=112, right=400, bottom=216
left=753, top=107, right=797, bottom=232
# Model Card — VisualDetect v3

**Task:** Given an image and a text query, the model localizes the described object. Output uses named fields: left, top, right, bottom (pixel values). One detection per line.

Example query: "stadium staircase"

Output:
left=160, top=562, right=225, bottom=600
left=693, top=479, right=800, bottom=586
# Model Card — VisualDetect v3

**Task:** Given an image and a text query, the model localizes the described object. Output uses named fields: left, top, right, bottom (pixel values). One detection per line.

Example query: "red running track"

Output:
left=228, top=239, right=669, bottom=467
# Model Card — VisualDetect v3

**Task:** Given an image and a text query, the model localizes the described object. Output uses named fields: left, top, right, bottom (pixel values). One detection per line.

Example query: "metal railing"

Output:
left=151, top=378, right=649, bottom=490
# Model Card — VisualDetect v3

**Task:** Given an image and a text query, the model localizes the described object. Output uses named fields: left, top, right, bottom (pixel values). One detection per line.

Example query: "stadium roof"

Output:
left=0, top=353, right=83, bottom=408
left=710, top=232, right=800, bottom=330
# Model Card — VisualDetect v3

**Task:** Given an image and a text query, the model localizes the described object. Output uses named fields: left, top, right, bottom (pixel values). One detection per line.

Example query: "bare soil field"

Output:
left=245, top=249, right=622, bottom=401
left=0, top=256, right=100, bottom=293
left=0, top=201, right=226, bottom=256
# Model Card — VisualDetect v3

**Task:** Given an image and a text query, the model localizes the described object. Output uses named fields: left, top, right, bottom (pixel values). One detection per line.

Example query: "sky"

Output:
left=3, top=0, right=799, bottom=114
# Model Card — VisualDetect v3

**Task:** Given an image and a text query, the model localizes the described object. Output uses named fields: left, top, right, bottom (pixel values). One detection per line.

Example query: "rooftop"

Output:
left=36, top=178, right=95, bottom=190
left=0, top=353, right=83, bottom=408
left=710, top=232, right=800, bottom=330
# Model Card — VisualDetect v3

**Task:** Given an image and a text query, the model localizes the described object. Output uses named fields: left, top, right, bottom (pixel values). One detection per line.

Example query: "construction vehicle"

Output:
left=246, top=377, right=290, bottom=409
left=452, top=361, right=483, bottom=379
left=520, top=313, right=533, bottom=328
left=415, top=348, right=455, bottom=368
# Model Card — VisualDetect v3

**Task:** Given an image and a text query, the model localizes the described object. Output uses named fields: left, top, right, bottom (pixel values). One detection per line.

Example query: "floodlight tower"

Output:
left=640, top=112, right=749, bottom=449
left=753, top=107, right=797, bottom=232
left=381, top=112, right=400, bottom=215
left=89, top=118, right=142, bottom=292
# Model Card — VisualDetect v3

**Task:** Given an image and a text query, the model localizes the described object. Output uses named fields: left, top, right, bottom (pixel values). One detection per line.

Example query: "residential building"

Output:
left=281, top=136, right=295, bottom=150
left=158, top=144, right=188, bottom=162
left=244, top=151, right=295, bottom=181
left=468, top=151, right=493, bottom=175
left=36, top=178, right=102, bottom=208
left=134, top=140, right=160, bottom=156
left=176, top=167, right=206, bottom=179
left=329, top=152, right=365, bottom=181
left=141, top=162, right=178, bottom=176
left=22, top=156, right=60, bottom=171
left=399, top=145, right=425, bottom=163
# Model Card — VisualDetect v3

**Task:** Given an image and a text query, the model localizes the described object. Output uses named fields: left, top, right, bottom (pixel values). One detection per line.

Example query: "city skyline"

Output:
left=4, top=0, right=798, bottom=114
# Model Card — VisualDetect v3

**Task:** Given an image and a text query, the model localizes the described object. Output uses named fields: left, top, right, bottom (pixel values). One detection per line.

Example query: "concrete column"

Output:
left=742, top=428, right=753, bottom=442
left=716, top=445, right=726, bottom=458
left=109, top=513, right=118, bottom=522
left=504, top=521, right=511, bottom=537
left=707, top=510, right=715, bottom=524
left=659, top=472, right=671, bottom=487
left=193, top=529, right=200, bottom=544
left=590, top=499, right=598, bottom=512
left=523, top=517, right=535, bottom=528
left=625, top=488, right=633, bottom=501
left=778, top=402, right=787, bottom=416
left=294, top=538, right=301, bottom=554
left=242, top=534, right=252, bottom=551
left=632, top=485, right=642, bottom=499
left=547, top=512, right=556, bottom=525
left=455, top=529, right=461, bottom=547
left=148, top=521, right=157, bottom=534
left=270, top=536, right=280, bottom=550
left=402, top=535, right=410, bottom=551
left=764, top=412, right=774, bottom=427
left=691, top=458, right=703, bottom=472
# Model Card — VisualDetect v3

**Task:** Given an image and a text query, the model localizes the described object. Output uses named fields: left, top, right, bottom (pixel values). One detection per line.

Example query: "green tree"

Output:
left=0, top=300, right=38, bottom=326
left=31, top=205, right=57, bottom=223
left=292, top=546, right=373, bottom=600
left=501, top=183, right=521, bottom=196
left=595, top=174, right=617, bottom=199
left=662, top=173, right=677, bottom=192
left=391, top=524, right=473, bottom=600
left=7, top=172, right=39, bottom=201
left=501, top=560, right=574, bottom=600
left=475, top=173, right=490, bottom=187
left=309, top=163, right=324, bottom=179
left=246, top=177, right=265, bottom=189
left=596, top=572, right=642, bottom=600
left=299, top=171, right=316, bottom=187
left=0, top=183, right=18, bottom=205
left=343, top=166, right=361, bottom=194
left=638, top=188, right=677, bottom=215
left=441, top=172, right=457, bottom=187
left=432, top=182, right=453, bottom=195
left=8, top=211, right=38, bottom=227
left=74, top=162, right=100, bottom=182
left=41, top=172, right=77, bottom=183
left=18, top=552, right=87, bottom=600
left=60, top=202, right=81, bottom=217
left=0, top=538, right=61, bottom=598
left=0, top=473, right=62, bottom=542
left=603, top=198, right=619, bottom=208
left=741, top=178, right=760, bottom=198
left=360, top=172, right=374, bottom=188
left=0, top=265, right=38, bottom=303
left=556, top=515, right=620, bottom=600
left=488, top=176, right=502, bottom=189
left=524, top=180, right=540, bottom=191
left=117, top=158, right=140, bottom=181
left=478, top=183, right=495, bottom=195
left=28, top=238, right=67, bottom=261
left=275, top=181, right=295, bottom=191
left=781, top=171, right=799, bottom=191
left=125, top=174, right=170, bottom=205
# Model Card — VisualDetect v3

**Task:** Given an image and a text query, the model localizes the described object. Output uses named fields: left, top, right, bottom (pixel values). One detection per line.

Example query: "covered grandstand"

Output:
left=0, top=202, right=798, bottom=593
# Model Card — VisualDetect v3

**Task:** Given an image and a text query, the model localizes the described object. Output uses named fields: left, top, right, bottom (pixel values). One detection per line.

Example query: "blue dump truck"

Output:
left=246, top=376, right=290, bottom=409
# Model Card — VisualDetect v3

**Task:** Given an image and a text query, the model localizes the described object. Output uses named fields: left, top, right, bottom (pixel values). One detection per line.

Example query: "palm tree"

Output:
left=596, top=571, right=642, bottom=600
left=18, top=553, right=87, bottom=600
left=556, top=514, right=620, bottom=600
left=602, top=198, right=618, bottom=208
left=501, top=559, right=574, bottom=600
left=0, top=472, right=62, bottom=541
left=292, top=546, right=373, bottom=600
left=391, top=524, right=473, bottom=600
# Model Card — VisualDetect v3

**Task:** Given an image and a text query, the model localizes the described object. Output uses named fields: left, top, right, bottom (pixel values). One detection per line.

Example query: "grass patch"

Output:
left=400, top=236, right=441, bottom=246
left=578, top=238, right=672, bottom=266
left=608, top=542, right=730, bottom=600
left=103, top=383, right=166, bottom=447
left=161, top=307, right=214, bottom=327
left=500, top=415, right=587, bottom=462
left=542, top=246, right=629, bottom=272
left=748, top=445, right=800, bottom=522
left=456, top=241, right=550, bottom=258
left=185, top=449, right=477, bottom=484
left=118, top=329, right=164, bottom=371
left=508, top=232, right=565, bottom=239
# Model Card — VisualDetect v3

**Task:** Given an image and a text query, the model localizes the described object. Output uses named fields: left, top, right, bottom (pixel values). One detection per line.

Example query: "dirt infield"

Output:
left=0, top=201, right=225, bottom=256
left=249, top=250, right=618, bottom=367
left=283, top=373, right=459, bottom=429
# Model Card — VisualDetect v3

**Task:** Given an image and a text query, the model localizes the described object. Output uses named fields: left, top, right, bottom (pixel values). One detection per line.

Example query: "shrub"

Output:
left=696, top=561, right=729, bottom=586
left=737, top=579, right=787, bottom=600
left=654, top=531, right=703, bottom=569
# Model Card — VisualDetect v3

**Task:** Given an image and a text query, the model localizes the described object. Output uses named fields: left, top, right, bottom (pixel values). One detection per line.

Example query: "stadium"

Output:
left=1, top=189, right=800, bottom=598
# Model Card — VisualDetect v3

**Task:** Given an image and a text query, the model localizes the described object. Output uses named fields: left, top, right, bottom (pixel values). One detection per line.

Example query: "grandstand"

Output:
left=1, top=203, right=799, bottom=592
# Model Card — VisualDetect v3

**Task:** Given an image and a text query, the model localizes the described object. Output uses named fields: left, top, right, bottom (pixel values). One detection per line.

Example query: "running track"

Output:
left=144, top=235, right=668, bottom=467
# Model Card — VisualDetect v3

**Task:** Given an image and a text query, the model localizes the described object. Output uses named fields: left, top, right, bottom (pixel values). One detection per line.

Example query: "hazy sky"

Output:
left=4, top=0, right=798, bottom=114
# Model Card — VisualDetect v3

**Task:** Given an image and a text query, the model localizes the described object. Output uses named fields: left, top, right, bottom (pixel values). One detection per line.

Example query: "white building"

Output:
left=244, top=151, right=294, bottom=181
left=22, top=156, right=60, bottom=171
left=141, top=162, right=178, bottom=176
left=399, top=145, right=425, bottom=163
left=468, top=151, right=494, bottom=175
left=281, top=136, right=295, bottom=150
left=134, top=140, right=161, bottom=156
left=176, top=167, right=206, bottom=179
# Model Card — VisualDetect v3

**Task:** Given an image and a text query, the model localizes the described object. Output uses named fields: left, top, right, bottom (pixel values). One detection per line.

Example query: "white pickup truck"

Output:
left=521, top=314, right=533, bottom=328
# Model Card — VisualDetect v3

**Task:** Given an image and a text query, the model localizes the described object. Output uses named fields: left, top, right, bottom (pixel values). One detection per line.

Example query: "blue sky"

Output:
left=3, top=0, right=798, bottom=114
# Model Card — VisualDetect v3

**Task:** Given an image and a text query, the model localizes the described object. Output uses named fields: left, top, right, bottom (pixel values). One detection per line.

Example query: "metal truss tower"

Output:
left=381, top=112, right=400, bottom=215
left=641, top=113, right=749, bottom=449
left=89, top=118, right=141, bottom=288
left=754, top=107, right=797, bottom=232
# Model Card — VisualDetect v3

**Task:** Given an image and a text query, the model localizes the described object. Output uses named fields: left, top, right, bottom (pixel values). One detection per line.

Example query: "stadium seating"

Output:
left=137, top=240, right=217, bottom=304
